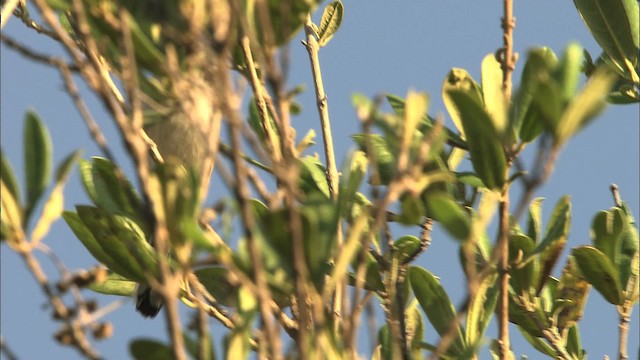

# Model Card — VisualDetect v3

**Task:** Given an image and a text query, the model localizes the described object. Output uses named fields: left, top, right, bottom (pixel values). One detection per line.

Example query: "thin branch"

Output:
left=0, top=33, right=79, bottom=71
left=0, top=337, right=19, bottom=360
left=496, top=186, right=511, bottom=359
left=500, top=0, right=517, bottom=100
left=303, top=13, right=345, bottom=333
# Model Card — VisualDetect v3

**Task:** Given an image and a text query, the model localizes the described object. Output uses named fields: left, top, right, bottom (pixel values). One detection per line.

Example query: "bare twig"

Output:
left=499, top=0, right=517, bottom=100
left=0, top=33, right=79, bottom=71
left=0, top=336, right=19, bottom=360
left=496, top=186, right=511, bottom=359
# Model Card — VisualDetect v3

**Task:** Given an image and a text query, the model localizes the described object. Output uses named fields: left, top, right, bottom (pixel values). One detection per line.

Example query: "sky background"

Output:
left=2, top=1, right=639, bottom=359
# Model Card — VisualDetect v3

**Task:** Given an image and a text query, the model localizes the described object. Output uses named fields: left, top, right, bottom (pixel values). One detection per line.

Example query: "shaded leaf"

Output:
left=533, top=196, right=571, bottom=294
left=130, top=339, right=173, bottom=360
left=444, top=89, right=506, bottom=189
left=409, top=266, right=466, bottom=354
left=554, top=256, right=591, bottom=331
left=76, top=206, right=157, bottom=283
left=517, top=325, right=556, bottom=357
left=352, top=134, right=396, bottom=185
left=425, top=192, right=471, bottom=241
left=24, top=110, right=53, bottom=223
left=617, top=201, right=639, bottom=291
left=515, top=48, right=558, bottom=141
left=299, top=156, right=330, bottom=197
left=573, top=246, right=623, bottom=305
left=591, top=208, right=626, bottom=262
left=509, top=234, right=537, bottom=295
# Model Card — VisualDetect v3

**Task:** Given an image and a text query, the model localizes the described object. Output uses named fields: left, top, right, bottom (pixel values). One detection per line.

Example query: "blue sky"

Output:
left=2, top=1, right=638, bottom=359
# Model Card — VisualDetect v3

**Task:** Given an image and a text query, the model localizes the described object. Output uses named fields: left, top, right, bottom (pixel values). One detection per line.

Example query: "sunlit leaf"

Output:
left=1, top=150, right=21, bottom=205
left=554, top=43, right=584, bottom=101
left=526, top=197, right=545, bottom=243
left=442, top=68, right=483, bottom=137
left=88, top=272, right=136, bottom=296
left=0, top=180, right=24, bottom=246
left=481, top=53, right=509, bottom=137
left=317, top=1, right=343, bottom=47
left=573, top=0, right=639, bottom=79
left=31, top=150, right=81, bottom=244
left=554, top=66, right=617, bottom=144
left=465, top=274, right=498, bottom=344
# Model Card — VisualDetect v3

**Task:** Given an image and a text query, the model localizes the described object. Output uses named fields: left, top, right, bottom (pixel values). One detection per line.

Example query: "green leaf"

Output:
left=224, top=329, right=250, bottom=360
left=532, top=196, right=571, bottom=293
left=517, top=325, right=556, bottom=357
left=566, top=324, right=586, bottom=360
left=1, top=150, right=21, bottom=205
left=88, top=272, right=137, bottom=296
left=386, top=94, right=467, bottom=149
left=124, top=12, right=166, bottom=76
left=455, top=172, right=485, bottom=189
left=1, top=179, right=24, bottom=245
left=317, top=1, right=343, bottom=47
left=442, top=68, right=484, bottom=137
left=553, top=256, right=590, bottom=330
left=184, top=332, right=215, bottom=360
left=591, top=208, right=626, bottom=262
left=338, top=150, right=367, bottom=217
left=526, top=197, right=545, bottom=243
left=573, top=0, right=639, bottom=78
left=509, top=234, right=537, bottom=295
left=515, top=48, right=558, bottom=142
left=76, top=206, right=157, bottom=283
left=130, top=339, right=173, bottom=360
left=409, top=266, right=466, bottom=354
left=425, top=192, right=471, bottom=241
left=573, top=246, right=624, bottom=305
left=299, top=156, right=330, bottom=198
left=405, top=299, right=425, bottom=357
left=554, top=43, right=584, bottom=101
left=531, top=78, right=564, bottom=137
left=554, top=66, right=617, bottom=144
left=481, top=54, right=509, bottom=137
left=24, top=110, right=53, bottom=223
left=63, top=211, right=137, bottom=280
left=465, top=274, right=498, bottom=344
left=618, top=202, right=639, bottom=291
left=80, top=157, right=145, bottom=221
left=394, top=235, right=421, bottom=262
left=352, top=134, right=396, bottom=185
left=195, top=267, right=236, bottom=307
left=444, top=89, right=507, bottom=189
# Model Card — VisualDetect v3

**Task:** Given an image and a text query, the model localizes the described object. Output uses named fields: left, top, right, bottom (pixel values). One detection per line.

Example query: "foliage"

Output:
left=1, top=0, right=638, bottom=359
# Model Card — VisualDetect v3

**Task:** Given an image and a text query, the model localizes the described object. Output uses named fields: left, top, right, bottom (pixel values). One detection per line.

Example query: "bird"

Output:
left=135, top=110, right=213, bottom=318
